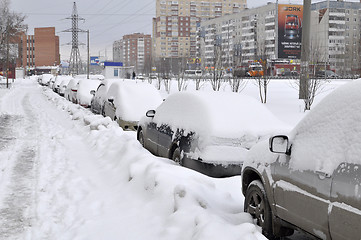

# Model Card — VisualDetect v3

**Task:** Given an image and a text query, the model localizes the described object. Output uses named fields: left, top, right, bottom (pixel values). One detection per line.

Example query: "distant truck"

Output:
left=247, top=64, right=264, bottom=77
left=233, top=64, right=264, bottom=78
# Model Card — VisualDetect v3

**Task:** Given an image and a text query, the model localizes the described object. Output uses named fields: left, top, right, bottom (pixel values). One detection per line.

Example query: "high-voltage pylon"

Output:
left=63, top=2, right=86, bottom=75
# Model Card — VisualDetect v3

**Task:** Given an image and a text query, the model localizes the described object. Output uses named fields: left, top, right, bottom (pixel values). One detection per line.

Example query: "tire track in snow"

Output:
left=0, top=92, right=38, bottom=240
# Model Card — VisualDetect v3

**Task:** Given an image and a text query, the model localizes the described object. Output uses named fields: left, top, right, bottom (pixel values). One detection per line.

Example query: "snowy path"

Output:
left=0, top=79, right=266, bottom=240
left=0, top=82, right=102, bottom=239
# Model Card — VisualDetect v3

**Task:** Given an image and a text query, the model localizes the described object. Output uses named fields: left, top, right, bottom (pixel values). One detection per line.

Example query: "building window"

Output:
left=114, top=69, right=118, bottom=77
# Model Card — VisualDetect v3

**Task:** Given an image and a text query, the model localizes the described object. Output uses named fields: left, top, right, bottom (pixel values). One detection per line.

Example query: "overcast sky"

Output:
left=9, top=0, right=359, bottom=62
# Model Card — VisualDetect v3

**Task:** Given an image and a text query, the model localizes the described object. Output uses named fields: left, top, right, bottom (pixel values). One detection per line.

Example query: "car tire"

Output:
left=172, top=147, right=181, bottom=164
left=138, top=130, right=145, bottom=147
left=245, top=180, right=276, bottom=240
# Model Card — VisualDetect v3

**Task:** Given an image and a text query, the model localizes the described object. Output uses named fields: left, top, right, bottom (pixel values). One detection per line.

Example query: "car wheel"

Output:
left=138, top=130, right=145, bottom=147
left=245, top=180, right=276, bottom=240
left=172, top=147, right=181, bottom=164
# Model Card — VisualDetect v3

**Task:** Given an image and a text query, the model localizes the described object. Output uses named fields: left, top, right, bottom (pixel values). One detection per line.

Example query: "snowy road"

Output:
left=0, top=79, right=267, bottom=240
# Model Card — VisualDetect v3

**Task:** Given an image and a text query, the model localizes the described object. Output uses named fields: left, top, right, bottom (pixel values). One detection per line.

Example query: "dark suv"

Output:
left=241, top=80, right=361, bottom=239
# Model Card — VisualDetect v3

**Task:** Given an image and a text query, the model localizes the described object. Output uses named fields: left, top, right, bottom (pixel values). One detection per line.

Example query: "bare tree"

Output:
left=0, top=0, right=27, bottom=81
left=254, top=41, right=271, bottom=103
left=176, top=57, right=188, bottom=91
left=210, top=41, right=223, bottom=91
left=298, top=38, right=330, bottom=111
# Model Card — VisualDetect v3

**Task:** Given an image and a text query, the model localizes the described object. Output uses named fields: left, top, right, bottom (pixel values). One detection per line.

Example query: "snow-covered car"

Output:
left=76, top=79, right=101, bottom=108
left=58, top=76, right=73, bottom=97
left=40, top=74, right=54, bottom=86
left=65, top=78, right=80, bottom=103
left=137, top=91, right=288, bottom=178
left=103, top=81, right=163, bottom=131
left=241, top=80, right=361, bottom=239
left=52, top=75, right=72, bottom=93
left=90, top=79, right=120, bottom=115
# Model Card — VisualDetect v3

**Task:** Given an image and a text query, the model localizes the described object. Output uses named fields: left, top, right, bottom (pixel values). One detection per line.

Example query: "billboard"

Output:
left=278, top=4, right=303, bottom=59
left=90, top=56, right=100, bottom=66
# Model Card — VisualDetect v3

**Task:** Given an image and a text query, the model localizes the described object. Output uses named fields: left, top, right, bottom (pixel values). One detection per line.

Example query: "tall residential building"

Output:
left=112, top=33, right=152, bottom=74
left=199, top=2, right=279, bottom=68
left=198, top=0, right=361, bottom=75
left=153, top=0, right=246, bottom=61
left=18, top=27, right=60, bottom=68
left=311, top=1, right=361, bottom=75
left=113, top=39, right=124, bottom=62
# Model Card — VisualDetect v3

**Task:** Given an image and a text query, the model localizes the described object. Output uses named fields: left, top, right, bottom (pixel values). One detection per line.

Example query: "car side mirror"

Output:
left=269, top=135, right=290, bottom=155
left=108, top=97, right=114, bottom=103
left=146, top=110, right=155, bottom=118
left=90, top=90, right=95, bottom=95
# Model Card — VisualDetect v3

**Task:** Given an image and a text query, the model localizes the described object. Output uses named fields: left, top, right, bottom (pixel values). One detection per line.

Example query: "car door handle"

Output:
left=316, top=171, right=331, bottom=179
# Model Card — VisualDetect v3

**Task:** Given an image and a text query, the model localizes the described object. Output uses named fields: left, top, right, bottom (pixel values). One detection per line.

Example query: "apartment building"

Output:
left=198, top=0, right=361, bottom=75
left=112, top=33, right=152, bottom=73
left=18, top=27, right=60, bottom=68
left=153, top=0, right=246, bottom=62
left=199, top=2, right=278, bottom=68
left=311, top=1, right=361, bottom=75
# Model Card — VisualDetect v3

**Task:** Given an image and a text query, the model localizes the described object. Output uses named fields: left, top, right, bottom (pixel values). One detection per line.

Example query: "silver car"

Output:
left=242, top=80, right=361, bottom=239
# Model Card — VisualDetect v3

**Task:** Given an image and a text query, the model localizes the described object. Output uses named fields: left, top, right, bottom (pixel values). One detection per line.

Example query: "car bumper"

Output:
left=182, top=156, right=242, bottom=178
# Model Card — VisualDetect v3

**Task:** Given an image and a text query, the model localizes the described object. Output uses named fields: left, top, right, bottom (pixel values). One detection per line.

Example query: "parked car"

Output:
left=65, top=78, right=80, bottom=103
left=40, top=73, right=54, bottom=86
left=316, top=70, right=339, bottom=79
left=137, top=91, right=287, bottom=178
left=103, top=81, right=163, bottom=131
left=52, top=75, right=72, bottom=93
left=76, top=79, right=101, bottom=108
left=241, top=80, right=361, bottom=239
left=58, top=76, right=73, bottom=97
left=90, top=79, right=120, bottom=115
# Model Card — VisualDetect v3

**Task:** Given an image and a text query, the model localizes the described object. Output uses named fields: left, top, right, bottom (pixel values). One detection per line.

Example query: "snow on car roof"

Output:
left=153, top=91, right=288, bottom=139
left=289, top=79, right=361, bottom=174
left=107, top=81, right=163, bottom=122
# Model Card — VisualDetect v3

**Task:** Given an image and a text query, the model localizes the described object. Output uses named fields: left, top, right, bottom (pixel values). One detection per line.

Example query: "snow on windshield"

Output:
left=289, top=79, right=361, bottom=174
left=107, top=81, right=163, bottom=122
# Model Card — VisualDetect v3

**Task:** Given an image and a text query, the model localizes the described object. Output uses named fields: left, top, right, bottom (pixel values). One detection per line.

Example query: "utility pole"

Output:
left=63, top=2, right=86, bottom=76
left=299, top=0, right=311, bottom=100
left=6, top=22, right=9, bottom=89
left=87, top=30, right=89, bottom=79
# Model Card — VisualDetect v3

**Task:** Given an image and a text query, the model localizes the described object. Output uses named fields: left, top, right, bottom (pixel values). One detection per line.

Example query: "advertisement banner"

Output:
left=90, top=56, right=100, bottom=66
left=278, top=4, right=303, bottom=59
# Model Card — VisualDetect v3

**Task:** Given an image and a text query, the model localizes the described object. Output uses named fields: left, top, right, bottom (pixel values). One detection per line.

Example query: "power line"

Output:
left=90, top=0, right=154, bottom=40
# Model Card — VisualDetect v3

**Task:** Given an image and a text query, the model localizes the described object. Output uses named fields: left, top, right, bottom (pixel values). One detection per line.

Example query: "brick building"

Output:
left=113, top=33, right=152, bottom=74
left=18, top=27, right=60, bottom=68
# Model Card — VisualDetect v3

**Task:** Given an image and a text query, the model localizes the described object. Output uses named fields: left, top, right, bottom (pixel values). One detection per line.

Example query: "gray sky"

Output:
left=9, top=0, right=359, bottom=61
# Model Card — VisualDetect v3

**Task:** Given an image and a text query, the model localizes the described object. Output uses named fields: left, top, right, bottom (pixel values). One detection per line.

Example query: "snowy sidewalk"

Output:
left=0, top=79, right=265, bottom=240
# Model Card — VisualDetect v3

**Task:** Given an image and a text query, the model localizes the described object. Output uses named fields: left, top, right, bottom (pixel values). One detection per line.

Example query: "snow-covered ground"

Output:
left=0, top=77, right=352, bottom=239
